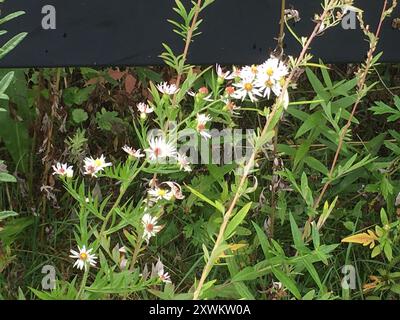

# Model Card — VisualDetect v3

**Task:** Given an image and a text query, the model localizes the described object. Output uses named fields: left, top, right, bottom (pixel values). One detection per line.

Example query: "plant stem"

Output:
left=129, top=233, right=144, bottom=272
left=77, top=267, right=89, bottom=300
left=277, top=0, right=286, bottom=54
left=306, top=0, right=392, bottom=239
left=173, top=0, right=203, bottom=101
left=192, top=6, right=330, bottom=300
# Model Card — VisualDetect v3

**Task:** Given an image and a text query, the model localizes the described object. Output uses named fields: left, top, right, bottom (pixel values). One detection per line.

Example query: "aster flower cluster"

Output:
left=226, top=56, right=289, bottom=103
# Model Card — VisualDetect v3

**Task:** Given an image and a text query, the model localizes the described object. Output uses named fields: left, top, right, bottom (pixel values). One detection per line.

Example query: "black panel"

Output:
left=0, top=0, right=398, bottom=67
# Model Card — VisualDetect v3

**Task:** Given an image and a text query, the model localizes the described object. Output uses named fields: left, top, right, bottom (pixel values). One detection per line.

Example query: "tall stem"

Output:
left=76, top=267, right=89, bottom=300
left=307, top=1, right=391, bottom=238
left=192, top=6, right=330, bottom=300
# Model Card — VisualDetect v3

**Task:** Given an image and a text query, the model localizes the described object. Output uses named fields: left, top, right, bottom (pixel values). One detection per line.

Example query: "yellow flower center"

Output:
left=265, top=80, right=274, bottom=88
left=157, top=189, right=167, bottom=197
left=266, top=68, right=274, bottom=77
left=244, top=83, right=253, bottom=91
left=80, top=252, right=88, bottom=261
left=280, top=77, right=286, bottom=86
left=251, top=65, right=258, bottom=74
left=94, top=159, right=103, bottom=167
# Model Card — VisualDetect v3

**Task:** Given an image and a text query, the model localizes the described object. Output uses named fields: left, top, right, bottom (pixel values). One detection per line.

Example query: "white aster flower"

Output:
left=137, top=102, right=153, bottom=114
left=69, top=245, right=97, bottom=271
left=258, top=57, right=288, bottom=81
left=216, top=64, right=232, bottom=81
left=196, top=113, right=212, bottom=140
left=137, top=102, right=154, bottom=119
left=156, top=82, right=179, bottom=95
left=142, top=213, right=162, bottom=241
left=145, top=136, right=177, bottom=161
left=122, top=145, right=145, bottom=159
left=148, top=186, right=174, bottom=202
left=83, top=155, right=112, bottom=177
left=176, top=153, right=192, bottom=172
left=240, top=64, right=259, bottom=78
left=151, top=259, right=172, bottom=284
left=255, top=73, right=283, bottom=99
left=232, top=75, right=262, bottom=102
left=52, top=162, right=73, bottom=178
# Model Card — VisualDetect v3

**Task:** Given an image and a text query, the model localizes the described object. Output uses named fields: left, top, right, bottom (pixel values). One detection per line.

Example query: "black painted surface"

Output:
left=0, top=0, right=398, bottom=67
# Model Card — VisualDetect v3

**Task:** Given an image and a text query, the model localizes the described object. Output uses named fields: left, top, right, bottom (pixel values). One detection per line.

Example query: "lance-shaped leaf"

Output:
left=341, top=230, right=378, bottom=249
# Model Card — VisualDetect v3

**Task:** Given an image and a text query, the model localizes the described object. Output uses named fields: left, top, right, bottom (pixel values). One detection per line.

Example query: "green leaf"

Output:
left=302, top=257, right=323, bottom=291
left=0, top=210, right=18, bottom=221
left=0, top=32, right=27, bottom=59
left=384, top=242, right=393, bottom=261
left=0, top=71, right=14, bottom=96
left=186, top=185, right=225, bottom=214
left=271, top=267, right=301, bottom=299
left=0, top=172, right=16, bottom=183
left=306, top=68, right=330, bottom=101
left=252, top=221, right=271, bottom=258
left=305, top=156, right=329, bottom=176
left=72, top=108, right=88, bottom=124
left=225, top=202, right=252, bottom=239
left=289, top=213, right=305, bottom=251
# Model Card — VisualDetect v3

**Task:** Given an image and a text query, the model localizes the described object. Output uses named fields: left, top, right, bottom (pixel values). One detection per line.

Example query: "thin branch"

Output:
left=192, top=5, right=331, bottom=300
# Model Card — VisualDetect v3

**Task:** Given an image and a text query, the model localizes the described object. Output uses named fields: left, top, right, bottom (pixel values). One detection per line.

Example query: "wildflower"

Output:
left=176, top=153, right=192, bottom=172
left=52, top=162, right=73, bottom=178
left=258, top=57, right=287, bottom=81
left=145, top=136, right=177, bottom=161
left=216, top=64, right=232, bottom=83
left=240, top=64, right=259, bottom=78
left=223, top=99, right=241, bottom=115
left=122, top=145, right=145, bottom=159
left=188, top=87, right=213, bottom=102
left=256, top=57, right=289, bottom=99
left=255, top=73, right=282, bottom=99
left=232, top=75, right=262, bottom=102
left=163, top=181, right=185, bottom=200
left=230, top=66, right=242, bottom=79
left=151, top=259, right=172, bottom=284
left=69, top=245, right=97, bottom=271
left=148, top=186, right=173, bottom=201
left=137, top=102, right=154, bottom=119
left=83, top=155, right=112, bottom=177
left=142, top=213, right=162, bottom=241
left=196, top=113, right=212, bottom=140
left=225, top=86, right=236, bottom=96
left=156, top=82, right=179, bottom=95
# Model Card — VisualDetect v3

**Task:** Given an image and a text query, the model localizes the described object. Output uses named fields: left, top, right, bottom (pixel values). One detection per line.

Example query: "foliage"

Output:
left=1, top=0, right=400, bottom=301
